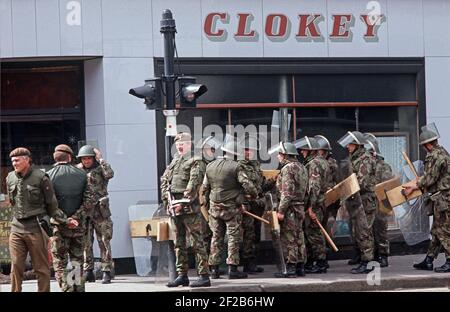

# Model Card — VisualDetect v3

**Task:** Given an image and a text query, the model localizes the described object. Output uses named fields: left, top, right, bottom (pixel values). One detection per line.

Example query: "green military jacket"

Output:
left=6, top=167, right=66, bottom=233
left=203, top=156, right=257, bottom=220
left=375, top=156, right=394, bottom=184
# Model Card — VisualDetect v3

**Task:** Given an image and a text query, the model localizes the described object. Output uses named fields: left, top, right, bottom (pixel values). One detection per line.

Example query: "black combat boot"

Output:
left=323, top=259, right=330, bottom=269
left=166, top=274, right=190, bottom=287
left=351, top=261, right=374, bottom=274
left=85, top=269, right=95, bottom=283
left=101, top=271, right=111, bottom=284
left=348, top=248, right=361, bottom=265
left=308, top=260, right=328, bottom=274
left=304, top=259, right=314, bottom=273
left=228, top=265, right=248, bottom=279
left=434, top=259, right=450, bottom=273
left=296, top=262, right=306, bottom=277
left=274, top=263, right=297, bottom=278
left=413, top=256, right=434, bottom=271
left=378, top=255, right=389, bottom=268
left=243, top=259, right=264, bottom=274
left=190, top=275, right=211, bottom=287
left=210, top=265, right=220, bottom=279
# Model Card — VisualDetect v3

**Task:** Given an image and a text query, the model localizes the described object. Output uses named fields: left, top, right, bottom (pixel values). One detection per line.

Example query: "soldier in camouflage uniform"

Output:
left=365, top=134, right=394, bottom=267
left=162, top=133, right=211, bottom=288
left=272, top=142, right=308, bottom=277
left=238, top=136, right=274, bottom=274
left=338, top=131, right=375, bottom=274
left=202, top=139, right=258, bottom=279
left=6, top=147, right=76, bottom=292
left=47, top=144, right=95, bottom=292
left=197, top=136, right=222, bottom=255
left=76, top=145, right=115, bottom=284
left=404, top=124, right=450, bottom=273
left=295, top=137, right=330, bottom=274
left=315, top=135, right=340, bottom=236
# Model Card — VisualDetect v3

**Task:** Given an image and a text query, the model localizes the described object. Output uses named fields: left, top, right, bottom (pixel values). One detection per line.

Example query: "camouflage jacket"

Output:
left=375, top=156, right=394, bottom=184
left=202, top=156, right=257, bottom=219
left=77, top=159, right=114, bottom=219
left=417, top=145, right=450, bottom=197
left=350, top=147, right=377, bottom=195
left=238, top=160, right=275, bottom=196
left=305, top=155, right=330, bottom=211
left=276, top=157, right=308, bottom=215
left=327, top=156, right=339, bottom=189
left=160, top=153, right=205, bottom=202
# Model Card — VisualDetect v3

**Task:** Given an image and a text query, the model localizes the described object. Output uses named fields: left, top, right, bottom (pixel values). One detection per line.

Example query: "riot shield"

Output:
left=392, top=160, right=430, bottom=246
left=128, top=201, right=176, bottom=282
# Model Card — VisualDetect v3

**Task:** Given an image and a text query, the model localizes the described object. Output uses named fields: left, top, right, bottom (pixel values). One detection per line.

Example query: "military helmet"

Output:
left=419, top=123, right=440, bottom=145
left=315, top=135, right=332, bottom=151
left=294, top=136, right=320, bottom=151
left=77, top=145, right=96, bottom=158
left=419, top=130, right=439, bottom=145
left=174, top=132, right=192, bottom=143
left=364, top=133, right=378, bottom=145
left=365, top=140, right=381, bottom=156
left=239, top=135, right=261, bottom=151
left=54, top=144, right=74, bottom=155
left=337, top=131, right=366, bottom=147
left=220, top=139, right=243, bottom=157
left=268, top=142, right=299, bottom=156
left=200, top=136, right=222, bottom=150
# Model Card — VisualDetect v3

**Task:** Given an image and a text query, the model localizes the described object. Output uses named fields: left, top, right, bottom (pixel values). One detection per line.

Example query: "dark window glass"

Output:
left=195, top=75, right=293, bottom=104
left=1, top=66, right=82, bottom=111
left=294, top=74, right=416, bottom=102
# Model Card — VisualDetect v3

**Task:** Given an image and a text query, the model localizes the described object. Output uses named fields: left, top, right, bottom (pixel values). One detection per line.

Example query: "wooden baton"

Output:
left=314, top=218, right=339, bottom=252
left=243, top=210, right=270, bottom=224
left=402, top=151, right=419, bottom=179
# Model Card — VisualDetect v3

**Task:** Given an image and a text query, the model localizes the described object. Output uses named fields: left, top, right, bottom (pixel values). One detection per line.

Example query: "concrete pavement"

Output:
left=1, top=253, right=449, bottom=292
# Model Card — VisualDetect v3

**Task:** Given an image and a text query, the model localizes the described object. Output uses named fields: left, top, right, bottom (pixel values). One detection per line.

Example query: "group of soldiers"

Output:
left=5, top=144, right=114, bottom=292
left=162, top=124, right=450, bottom=288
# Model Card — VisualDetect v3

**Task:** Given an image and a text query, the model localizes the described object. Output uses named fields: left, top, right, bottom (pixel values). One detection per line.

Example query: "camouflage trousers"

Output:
left=345, top=198, right=374, bottom=262
left=373, top=210, right=390, bottom=256
left=427, top=210, right=450, bottom=258
left=209, top=212, right=242, bottom=266
left=241, top=213, right=256, bottom=260
left=173, top=213, right=209, bottom=275
left=84, top=217, right=113, bottom=272
left=51, top=231, right=85, bottom=292
left=305, top=206, right=326, bottom=261
left=280, top=208, right=306, bottom=264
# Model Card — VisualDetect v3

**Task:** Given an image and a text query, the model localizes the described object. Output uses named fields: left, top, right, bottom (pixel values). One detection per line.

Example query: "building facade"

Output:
left=1, top=0, right=450, bottom=269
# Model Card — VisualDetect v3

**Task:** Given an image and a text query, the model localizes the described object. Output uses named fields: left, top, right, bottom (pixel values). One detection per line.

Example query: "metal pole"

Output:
left=279, top=76, right=289, bottom=142
left=160, top=9, right=176, bottom=111
left=160, top=9, right=177, bottom=281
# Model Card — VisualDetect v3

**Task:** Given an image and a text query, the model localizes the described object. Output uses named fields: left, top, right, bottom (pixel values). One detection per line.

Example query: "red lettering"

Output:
left=296, top=14, right=322, bottom=38
left=265, top=14, right=288, bottom=37
left=204, top=12, right=228, bottom=37
left=330, top=14, right=353, bottom=38
left=360, top=14, right=384, bottom=38
left=234, top=13, right=256, bottom=38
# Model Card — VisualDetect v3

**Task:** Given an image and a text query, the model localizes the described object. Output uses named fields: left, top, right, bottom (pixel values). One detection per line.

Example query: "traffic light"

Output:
left=178, top=76, right=207, bottom=108
left=129, top=78, right=163, bottom=110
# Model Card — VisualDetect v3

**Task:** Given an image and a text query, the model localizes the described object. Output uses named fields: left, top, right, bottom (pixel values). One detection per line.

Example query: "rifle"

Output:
left=166, top=187, right=193, bottom=217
